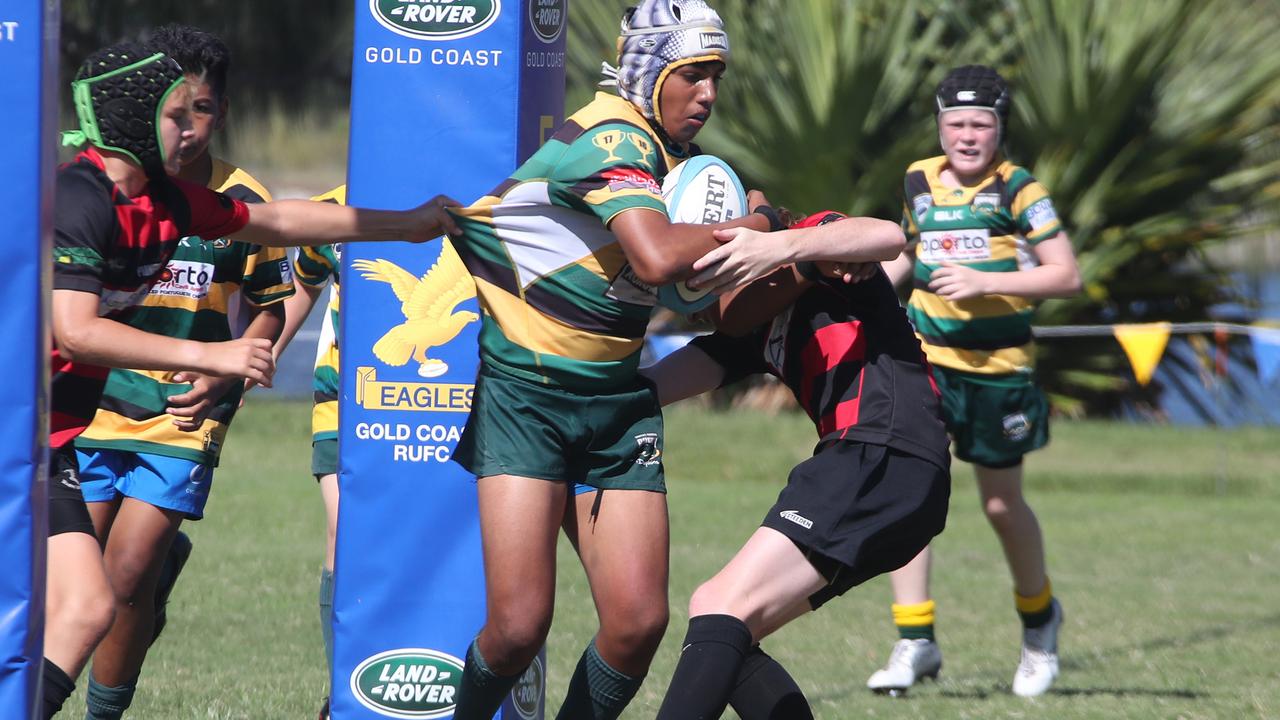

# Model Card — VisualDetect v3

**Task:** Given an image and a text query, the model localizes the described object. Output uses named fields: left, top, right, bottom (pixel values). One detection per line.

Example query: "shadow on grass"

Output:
left=936, top=684, right=1206, bottom=700
left=812, top=614, right=1280, bottom=705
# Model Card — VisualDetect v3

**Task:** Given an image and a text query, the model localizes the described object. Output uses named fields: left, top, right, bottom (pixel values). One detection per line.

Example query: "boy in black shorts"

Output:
left=644, top=211, right=952, bottom=719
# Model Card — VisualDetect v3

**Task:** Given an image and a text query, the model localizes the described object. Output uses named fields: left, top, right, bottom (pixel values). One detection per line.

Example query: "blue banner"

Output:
left=0, top=2, right=55, bottom=717
left=1248, top=326, right=1280, bottom=386
left=336, top=2, right=565, bottom=718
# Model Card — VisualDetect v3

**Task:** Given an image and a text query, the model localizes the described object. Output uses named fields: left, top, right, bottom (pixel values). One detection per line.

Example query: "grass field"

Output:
left=71, top=401, right=1280, bottom=719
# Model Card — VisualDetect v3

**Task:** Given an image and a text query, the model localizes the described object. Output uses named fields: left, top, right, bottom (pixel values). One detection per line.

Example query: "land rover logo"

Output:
left=351, top=648, right=465, bottom=718
left=511, top=655, right=545, bottom=719
left=371, top=0, right=501, bottom=41
left=528, top=0, right=565, bottom=43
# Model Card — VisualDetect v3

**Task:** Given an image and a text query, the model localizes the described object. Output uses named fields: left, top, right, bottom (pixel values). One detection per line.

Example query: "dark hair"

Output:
left=147, top=24, right=231, bottom=98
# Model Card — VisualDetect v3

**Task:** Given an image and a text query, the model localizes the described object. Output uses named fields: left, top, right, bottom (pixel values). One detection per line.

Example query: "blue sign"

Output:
left=0, top=1, right=55, bottom=717
left=336, top=1, right=566, bottom=717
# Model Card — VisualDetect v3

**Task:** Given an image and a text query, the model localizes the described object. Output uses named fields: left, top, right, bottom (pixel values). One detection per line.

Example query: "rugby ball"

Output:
left=657, top=155, right=749, bottom=313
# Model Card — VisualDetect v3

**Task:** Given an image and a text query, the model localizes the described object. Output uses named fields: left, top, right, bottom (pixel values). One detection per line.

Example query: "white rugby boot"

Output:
left=866, top=638, right=942, bottom=695
left=1012, top=598, right=1063, bottom=697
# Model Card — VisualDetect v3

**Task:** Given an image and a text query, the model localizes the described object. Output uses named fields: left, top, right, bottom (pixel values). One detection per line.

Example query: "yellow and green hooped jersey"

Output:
left=294, top=185, right=346, bottom=443
left=902, top=156, right=1063, bottom=375
left=449, top=92, right=690, bottom=391
left=75, top=159, right=292, bottom=465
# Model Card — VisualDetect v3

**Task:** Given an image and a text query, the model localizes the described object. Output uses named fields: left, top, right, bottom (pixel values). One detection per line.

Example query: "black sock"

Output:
left=451, top=638, right=526, bottom=720
left=555, top=639, right=643, bottom=720
left=41, top=658, right=75, bottom=720
left=655, top=614, right=753, bottom=720
left=728, top=646, right=813, bottom=720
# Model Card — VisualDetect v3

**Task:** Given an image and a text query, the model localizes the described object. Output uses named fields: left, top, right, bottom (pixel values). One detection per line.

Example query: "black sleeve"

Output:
left=689, top=328, right=769, bottom=387
left=52, top=164, right=118, bottom=294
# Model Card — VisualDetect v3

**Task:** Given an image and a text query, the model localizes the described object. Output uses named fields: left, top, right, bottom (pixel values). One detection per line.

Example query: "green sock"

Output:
left=85, top=675, right=136, bottom=720
left=319, top=567, right=335, bottom=678
left=555, top=639, right=643, bottom=720
left=452, top=638, right=524, bottom=720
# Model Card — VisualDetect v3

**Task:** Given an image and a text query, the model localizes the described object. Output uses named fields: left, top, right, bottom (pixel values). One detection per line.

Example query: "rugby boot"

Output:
left=866, top=638, right=942, bottom=695
left=1012, top=598, right=1063, bottom=697
left=151, top=530, right=193, bottom=644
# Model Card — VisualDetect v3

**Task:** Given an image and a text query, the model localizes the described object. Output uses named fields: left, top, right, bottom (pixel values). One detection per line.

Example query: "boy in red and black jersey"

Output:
left=645, top=211, right=951, bottom=720
left=50, top=146, right=252, bottom=450
left=43, top=40, right=460, bottom=719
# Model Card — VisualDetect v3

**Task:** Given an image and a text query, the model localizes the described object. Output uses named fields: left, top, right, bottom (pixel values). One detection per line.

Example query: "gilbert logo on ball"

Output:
left=659, top=155, right=749, bottom=313
left=371, top=0, right=501, bottom=41
left=351, top=648, right=465, bottom=718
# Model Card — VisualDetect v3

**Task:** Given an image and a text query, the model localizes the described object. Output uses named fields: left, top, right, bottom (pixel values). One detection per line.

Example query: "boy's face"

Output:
left=158, top=82, right=196, bottom=176
left=658, top=60, right=725, bottom=144
left=939, top=109, right=999, bottom=180
left=176, top=74, right=227, bottom=168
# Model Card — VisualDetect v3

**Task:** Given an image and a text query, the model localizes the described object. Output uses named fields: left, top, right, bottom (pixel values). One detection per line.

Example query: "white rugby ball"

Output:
left=658, top=155, right=749, bottom=313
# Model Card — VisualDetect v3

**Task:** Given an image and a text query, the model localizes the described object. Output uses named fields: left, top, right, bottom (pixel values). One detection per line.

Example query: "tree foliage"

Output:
left=569, top=0, right=1280, bottom=411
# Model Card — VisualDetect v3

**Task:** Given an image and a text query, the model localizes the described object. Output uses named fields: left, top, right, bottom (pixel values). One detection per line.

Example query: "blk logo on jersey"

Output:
left=151, top=260, right=216, bottom=300
left=919, top=229, right=991, bottom=262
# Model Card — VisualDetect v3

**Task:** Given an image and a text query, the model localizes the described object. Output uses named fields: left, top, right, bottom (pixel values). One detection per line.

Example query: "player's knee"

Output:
left=484, top=611, right=552, bottom=666
left=49, top=588, right=116, bottom=647
left=103, top=553, right=158, bottom=607
left=687, top=579, right=733, bottom=618
left=601, top=600, right=668, bottom=653
left=982, top=495, right=1020, bottom=531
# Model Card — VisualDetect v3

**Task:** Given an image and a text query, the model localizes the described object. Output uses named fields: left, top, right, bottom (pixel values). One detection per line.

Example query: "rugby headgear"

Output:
left=603, top=0, right=730, bottom=124
left=935, top=64, right=1010, bottom=141
left=66, top=42, right=185, bottom=177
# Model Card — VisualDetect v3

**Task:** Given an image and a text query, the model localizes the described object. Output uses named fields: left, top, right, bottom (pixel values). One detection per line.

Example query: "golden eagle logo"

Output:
left=352, top=241, right=479, bottom=378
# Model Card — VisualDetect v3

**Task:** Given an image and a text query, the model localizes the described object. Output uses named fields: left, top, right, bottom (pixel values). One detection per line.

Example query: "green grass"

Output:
left=72, top=402, right=1280, bottom=718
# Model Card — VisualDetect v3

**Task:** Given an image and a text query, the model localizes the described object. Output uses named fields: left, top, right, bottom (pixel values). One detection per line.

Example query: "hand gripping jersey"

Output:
left=902, top=156, right=1063, bottom=375
left=294, top=186, right=347, bottom=445
left=692, top=263, right=950, bottom=470
left=74, top=159, right=291, bottom=466
left=51, top=148, right=251, bottom=448
left=449, top=92, right=692, bottom=391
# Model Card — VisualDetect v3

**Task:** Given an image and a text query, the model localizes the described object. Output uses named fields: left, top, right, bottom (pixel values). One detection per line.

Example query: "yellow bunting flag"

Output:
left=1114, top=323, right=1172, bottom=386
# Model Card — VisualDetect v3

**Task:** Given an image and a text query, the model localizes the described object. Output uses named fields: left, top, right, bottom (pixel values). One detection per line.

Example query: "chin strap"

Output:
left=598, top=61, right=620, bottom=88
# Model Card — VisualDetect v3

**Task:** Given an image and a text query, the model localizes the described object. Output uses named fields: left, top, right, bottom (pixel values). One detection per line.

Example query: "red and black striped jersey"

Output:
left=692, top=269, right=950, bottom=469
left=50, top=148, right=251, bottom=448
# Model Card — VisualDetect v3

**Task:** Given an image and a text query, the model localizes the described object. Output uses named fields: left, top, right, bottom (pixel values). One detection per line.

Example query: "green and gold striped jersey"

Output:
left=450, top=92, right=690, bottom=391
left=76, top=159, right=293, bottom=465
left=902, top=156, right=1063, bottom=375
left=295, top=186, right=345, bottom=443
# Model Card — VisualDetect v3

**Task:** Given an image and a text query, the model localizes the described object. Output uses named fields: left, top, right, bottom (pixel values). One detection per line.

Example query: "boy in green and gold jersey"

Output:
left=70, top=26, right=292, bottom=719
left=869, top=65, right=1082, bottom=699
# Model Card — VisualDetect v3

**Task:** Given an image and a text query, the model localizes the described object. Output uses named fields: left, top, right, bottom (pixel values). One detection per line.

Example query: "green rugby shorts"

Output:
left=933, top=366, right=1049, bottom=468
left=453, top=363, right=666, bottom=492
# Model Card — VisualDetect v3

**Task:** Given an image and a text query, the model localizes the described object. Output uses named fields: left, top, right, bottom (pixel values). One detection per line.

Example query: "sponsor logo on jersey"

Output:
left=511, top=656, right=545, bottom=719
left=973, top=193, right=1001, bottom=214
left=634, top=432, right=662, bottom=466
left=528, top=0, right=565, bottom=43
left=279, top=259, right=294, bottom=284
left=912, top=193, right=933, bottom=220
left=779, top=509, right=813, bottom=529
left=603, top=168, right=662, bottom=195
left=1024, top=198, right=1058, bottom=232
left=1002, top=412, right=1031, bottom=441
left=351, top=648, right=464, bottom=719
left=99, top=286, right=153, bottom=314
left=371, top=0, right=500, bottom=41
left=605, top=264, right=659, bottom=306
left=150, top=260, right=216, bottom=300
left=919, top=229, right=991, bottom=262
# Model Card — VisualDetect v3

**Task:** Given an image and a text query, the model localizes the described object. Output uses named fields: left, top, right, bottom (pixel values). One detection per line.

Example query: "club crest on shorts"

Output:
left=633, top=432, right=662, bottom=466
left=1002, top=412, right=1032, bottom=441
